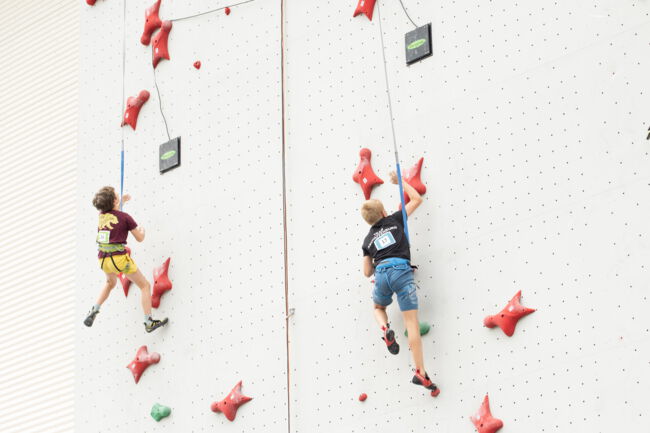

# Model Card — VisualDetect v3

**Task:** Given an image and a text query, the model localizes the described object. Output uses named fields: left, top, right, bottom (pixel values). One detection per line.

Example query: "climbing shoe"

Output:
left=83, top=309, right=99, bottom=327
left=381, top=325, right=399, bottom=355
left=412, top=369, right=440, bottom=396
left=145, top=317, right=169, bottom=333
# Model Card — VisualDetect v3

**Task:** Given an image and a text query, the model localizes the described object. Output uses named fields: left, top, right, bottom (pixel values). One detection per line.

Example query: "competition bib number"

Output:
left=374, top=232, right=396, bottom=250
left=96, top=230, right=110, bottom=244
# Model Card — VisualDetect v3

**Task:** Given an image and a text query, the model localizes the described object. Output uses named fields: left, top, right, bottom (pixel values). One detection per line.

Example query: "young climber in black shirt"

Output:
left=360, top=171, right=439, bottom=394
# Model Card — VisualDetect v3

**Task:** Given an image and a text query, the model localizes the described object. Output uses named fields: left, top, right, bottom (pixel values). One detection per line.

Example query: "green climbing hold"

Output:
left=404, top=321, right=430, bottom=337
left=151, top=403, right=171, bottom=422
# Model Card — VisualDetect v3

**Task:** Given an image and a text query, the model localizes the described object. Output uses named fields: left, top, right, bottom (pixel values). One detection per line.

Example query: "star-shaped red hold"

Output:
left=400, top=157, right=426, bottom=207
left=121, top=90, right=150, bottom=130
left=141, top=0, right=162, bottom=45
left=152, top=20, right=172, bottom=68
left=210, top=380, right=252, bottom=422
left=353, top=0, right=376, bottom=21
left=353, top=148, right=383, bottom=200
left=470, top=394, right=503, bottom=433
left=484, top=290, right=535, bottom=337
left=126, top=345, right=160, bottom=384
left=193, top=60, right=201, bottom=69
left=152, top=257, right=172, bottom=308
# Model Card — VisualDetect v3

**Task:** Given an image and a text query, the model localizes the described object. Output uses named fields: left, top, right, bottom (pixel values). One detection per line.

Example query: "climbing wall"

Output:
left=76, top=1, right=287, bottom=431
left=284, top=1, right=650, bottom=432
left=77, top=0, right=650, bottom=432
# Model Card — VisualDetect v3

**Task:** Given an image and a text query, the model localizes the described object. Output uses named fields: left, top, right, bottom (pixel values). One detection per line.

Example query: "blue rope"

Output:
left=395, top=162, right=410, bottom=242
left=119, top=149, right=124, bottom=211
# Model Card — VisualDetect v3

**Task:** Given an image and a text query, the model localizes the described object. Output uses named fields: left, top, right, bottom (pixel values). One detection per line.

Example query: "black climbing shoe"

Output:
left=145, top=317, right=169, bottom=333
left=412, top=369, right=440, bottom=396
left=84, top=309, right=99, bottom=327
left=381, top=325, right=399, bottom=355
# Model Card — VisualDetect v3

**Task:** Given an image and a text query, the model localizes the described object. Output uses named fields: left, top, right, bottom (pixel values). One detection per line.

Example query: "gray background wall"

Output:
left=73, top=1, right=650, bottom=432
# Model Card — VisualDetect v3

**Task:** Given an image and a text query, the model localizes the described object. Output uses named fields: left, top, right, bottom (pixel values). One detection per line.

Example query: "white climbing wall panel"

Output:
left=76, top=1, right=287, bottom=432
left=77, top=0, right=650, bottom=432
left=284, top=1, right=650, bottom=432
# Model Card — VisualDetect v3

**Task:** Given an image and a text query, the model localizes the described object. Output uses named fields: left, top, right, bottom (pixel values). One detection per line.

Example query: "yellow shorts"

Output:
left=98, top=253, right=138, bottom=275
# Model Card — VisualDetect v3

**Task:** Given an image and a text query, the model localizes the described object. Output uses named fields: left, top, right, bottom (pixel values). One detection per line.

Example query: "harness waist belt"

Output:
left=375, top=257, right=410, bottom=269
left=98, top=243, right=126, bottom=253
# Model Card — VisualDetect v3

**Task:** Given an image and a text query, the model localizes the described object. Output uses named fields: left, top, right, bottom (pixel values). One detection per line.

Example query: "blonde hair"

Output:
left=361, top=199, right=385, bottom=225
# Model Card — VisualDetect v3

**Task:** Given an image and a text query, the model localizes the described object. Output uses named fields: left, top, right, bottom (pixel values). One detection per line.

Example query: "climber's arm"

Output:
left=389, top=170, right=422, bottom=216
left=362, top=255, right=374, bottom=277
left=131, top=226, right=145, bottom=242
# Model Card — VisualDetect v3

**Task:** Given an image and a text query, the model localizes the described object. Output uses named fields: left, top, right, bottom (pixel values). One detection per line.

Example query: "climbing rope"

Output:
left=397, top=0, right=419, bottom=28
left=120, top=0, right=127, bottom=210
left=171, top=0, right=256, bottom=22
left=279, top=0, right=292, bottom=431
left=152, top=62, right=171, bottom=141
left=376, top=1, right=410, bottom=242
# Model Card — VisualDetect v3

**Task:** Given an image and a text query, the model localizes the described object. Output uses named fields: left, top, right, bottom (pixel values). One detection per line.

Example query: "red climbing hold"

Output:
left=470, top=395, right=503, bottom=433
left=86, top=0, right=97, bottom=5
left=484, top=290, right=535, bottom=337
left=358, top=393, right=367, bottom=402
left=225, top=7, right=231, bottom=15
left=193, top=61, right=201, bottom=69
left=352, top=148, right=383, bottom=200
left=402, top=157, right=426, bottom=205
left=121, top=90, right=150, bottom=130
left=152, top=257, right=172, bottom=308
left=210, top=381, right=252, bottom=422
left=141, top=0, right=162, bottom=46
left=118, top=247, right=132, bottom=296
left=353, top=0, right=376, bottom=20
left=126, top=345, right=160, bottom=384
left=119, top=273, right=131, bottom=296
left=152, top=20, right=172, bottom=68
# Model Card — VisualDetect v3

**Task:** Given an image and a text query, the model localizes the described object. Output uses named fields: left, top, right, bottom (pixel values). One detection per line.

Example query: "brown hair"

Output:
left=93, top=186, right=116, bottom=212
left=361, top=199, right=384, bottom=225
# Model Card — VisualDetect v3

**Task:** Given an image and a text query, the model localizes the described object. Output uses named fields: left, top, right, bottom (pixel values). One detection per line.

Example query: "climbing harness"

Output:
left=98, top=243, right=126, bottom=273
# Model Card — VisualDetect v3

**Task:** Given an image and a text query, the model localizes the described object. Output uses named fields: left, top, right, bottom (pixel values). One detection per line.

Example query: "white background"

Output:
left=76, top=1, right=650, bottom=432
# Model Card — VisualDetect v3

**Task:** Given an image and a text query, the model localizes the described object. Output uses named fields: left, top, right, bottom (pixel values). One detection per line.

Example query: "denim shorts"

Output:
left=373, top=261, right=418, bottom=311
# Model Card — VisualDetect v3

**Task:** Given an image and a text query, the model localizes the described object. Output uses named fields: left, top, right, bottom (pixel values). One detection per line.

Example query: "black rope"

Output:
left=171, top=0, right=256, bottom=22
left=397, top=0, right=419, bottom=28
left=152, top=62, right=171, bottom=141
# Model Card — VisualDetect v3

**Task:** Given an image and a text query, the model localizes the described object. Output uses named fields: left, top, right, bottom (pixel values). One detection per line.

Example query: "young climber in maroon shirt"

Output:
left=83, top=186, right=168, bottom=333
left=360, top=171, right=439, bottom=394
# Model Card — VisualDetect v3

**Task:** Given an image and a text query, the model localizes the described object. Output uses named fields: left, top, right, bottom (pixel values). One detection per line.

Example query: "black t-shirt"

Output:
left=362, top=211, right=410, bottom=265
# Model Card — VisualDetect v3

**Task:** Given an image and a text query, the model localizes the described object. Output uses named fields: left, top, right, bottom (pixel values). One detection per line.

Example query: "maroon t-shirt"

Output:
left=96, top=210, right=138, bottom=257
